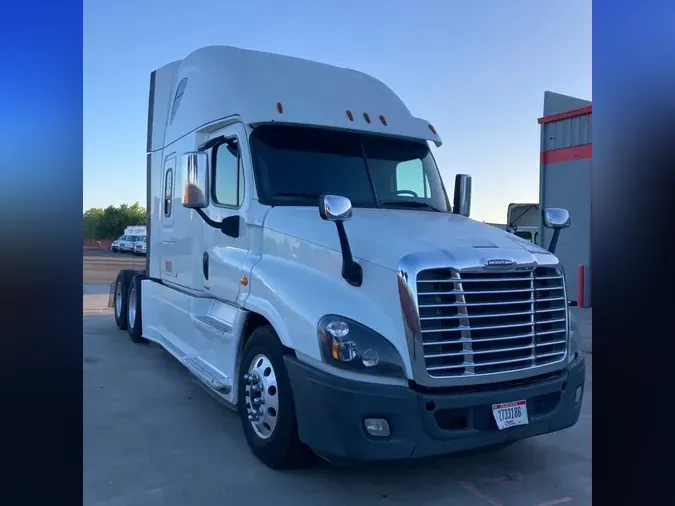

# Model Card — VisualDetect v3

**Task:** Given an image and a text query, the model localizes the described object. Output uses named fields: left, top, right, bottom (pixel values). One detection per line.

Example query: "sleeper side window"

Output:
left=213, top=138, right=244, bottom=207
left=164, top=169, right=173, bottom=217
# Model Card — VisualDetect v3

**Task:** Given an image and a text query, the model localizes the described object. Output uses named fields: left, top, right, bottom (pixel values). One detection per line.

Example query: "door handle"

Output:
left=203, top=252, right=209, bottom=280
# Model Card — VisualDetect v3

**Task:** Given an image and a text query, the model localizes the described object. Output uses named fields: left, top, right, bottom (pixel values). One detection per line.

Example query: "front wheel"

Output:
left=238, top=326, right=312, bottom=469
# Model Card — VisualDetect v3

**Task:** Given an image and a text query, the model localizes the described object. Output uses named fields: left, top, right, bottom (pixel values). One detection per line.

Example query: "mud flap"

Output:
left=108, top=282, right=116, bottom=308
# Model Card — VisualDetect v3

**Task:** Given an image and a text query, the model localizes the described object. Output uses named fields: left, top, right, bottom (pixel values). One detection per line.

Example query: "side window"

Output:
left=213, top=139, right=244, bottom=207
left=164, top=169, right=173, bottom=217
left=395, top=159, right=428, bottom=198
left=170, top=78, right=188, bottom=125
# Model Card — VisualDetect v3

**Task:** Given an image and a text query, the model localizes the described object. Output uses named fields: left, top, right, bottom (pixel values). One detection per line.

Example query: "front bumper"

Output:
left=285, top=355, right=586, bottom=462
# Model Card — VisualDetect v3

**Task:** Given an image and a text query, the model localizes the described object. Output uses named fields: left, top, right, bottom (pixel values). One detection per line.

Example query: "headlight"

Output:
left=317, top=315, right=406, bottom=379
left=568, top=310, right=581, bottom=362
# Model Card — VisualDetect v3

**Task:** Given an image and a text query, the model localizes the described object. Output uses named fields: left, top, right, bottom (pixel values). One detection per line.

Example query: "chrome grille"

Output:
left=417, top=266, right=567, bottom=378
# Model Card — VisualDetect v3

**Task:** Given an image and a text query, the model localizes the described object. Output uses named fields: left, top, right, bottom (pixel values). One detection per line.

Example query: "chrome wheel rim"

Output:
left=115, top=281, right=123, bottom=319
left=244, top=354, right=279, bottom=439
left=128, top=285, right=136, bottom=328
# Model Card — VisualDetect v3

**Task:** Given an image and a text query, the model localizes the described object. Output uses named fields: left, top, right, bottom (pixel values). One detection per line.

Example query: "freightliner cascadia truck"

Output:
left=110, top=45, right=585, bottom=469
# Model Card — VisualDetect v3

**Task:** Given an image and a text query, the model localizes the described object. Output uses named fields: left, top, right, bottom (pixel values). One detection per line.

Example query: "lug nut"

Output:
left=255, top=408, right=264, bottom=417
left=251, top=384, right=263, bottom=393
left=253, top=397, right=264, bottom=406
left=244, top=373, right=252, bottom=383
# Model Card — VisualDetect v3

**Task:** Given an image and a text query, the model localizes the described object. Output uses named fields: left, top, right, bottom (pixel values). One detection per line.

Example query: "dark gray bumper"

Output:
left=285, top=355, right=586, bottom=462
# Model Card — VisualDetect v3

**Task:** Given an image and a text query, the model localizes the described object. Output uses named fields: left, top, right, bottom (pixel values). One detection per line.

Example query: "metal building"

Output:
left=538, top=91, right=592, bottom=307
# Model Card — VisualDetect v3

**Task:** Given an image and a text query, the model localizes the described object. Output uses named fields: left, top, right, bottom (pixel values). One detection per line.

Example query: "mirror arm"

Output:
left=335, top=221, right=362, bottom=286
left=193, top=209, right=240, bottom=238
left=548, top=228, right=561, bottom=254
left=194, top=208, right=221, bottom=228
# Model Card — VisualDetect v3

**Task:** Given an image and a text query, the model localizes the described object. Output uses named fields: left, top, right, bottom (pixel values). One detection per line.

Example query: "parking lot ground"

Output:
left=84, top=251, right=591, bottom=506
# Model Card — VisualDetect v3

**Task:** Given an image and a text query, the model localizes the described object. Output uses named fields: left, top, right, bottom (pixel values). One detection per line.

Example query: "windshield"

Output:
left=250, top=125, right=449, bottom=212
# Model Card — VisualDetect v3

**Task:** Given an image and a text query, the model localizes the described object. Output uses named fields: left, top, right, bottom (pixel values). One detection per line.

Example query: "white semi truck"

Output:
left=110, top=46, right=585, bottom=469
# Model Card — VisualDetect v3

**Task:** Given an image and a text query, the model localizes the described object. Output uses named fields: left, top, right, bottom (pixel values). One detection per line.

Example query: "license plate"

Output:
left=491, top=400, right=529, bottom=430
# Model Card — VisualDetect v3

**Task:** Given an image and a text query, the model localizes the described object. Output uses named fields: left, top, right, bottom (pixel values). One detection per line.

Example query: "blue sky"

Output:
left=83, top=0, right=590, bottom=223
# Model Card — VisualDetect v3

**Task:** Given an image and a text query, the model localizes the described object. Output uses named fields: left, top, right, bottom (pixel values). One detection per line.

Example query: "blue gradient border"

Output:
left=593, top=0, right=675, bottom=502
left=1, top=1, right=83, bottom=503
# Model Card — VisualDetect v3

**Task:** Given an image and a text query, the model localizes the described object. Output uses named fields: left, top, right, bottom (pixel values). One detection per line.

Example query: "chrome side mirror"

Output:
left=318, top=194, right=361, bottom=286
left=542, top=208, right=571, bottom=254
left=181, top=151, right=209, bottom=209
left=319, top=195, right=353, bottom=222
left=452, top=174, right=472, bottom=217
left=542, top=208, right=571, bottom=229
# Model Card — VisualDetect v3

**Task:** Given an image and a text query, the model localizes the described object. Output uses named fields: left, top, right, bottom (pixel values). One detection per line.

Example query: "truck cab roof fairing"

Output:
left=148, top=45, right=442, bottom=152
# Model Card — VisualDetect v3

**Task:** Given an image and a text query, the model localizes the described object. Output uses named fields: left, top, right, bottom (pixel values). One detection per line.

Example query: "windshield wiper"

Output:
left=272, top=192, right=320, bottom=199
left=379, top=200, right=442, bottom=212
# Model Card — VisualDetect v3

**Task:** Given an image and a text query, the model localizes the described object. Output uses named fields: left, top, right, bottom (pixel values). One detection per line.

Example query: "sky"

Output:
left=83, top=0, right=591, bottom=224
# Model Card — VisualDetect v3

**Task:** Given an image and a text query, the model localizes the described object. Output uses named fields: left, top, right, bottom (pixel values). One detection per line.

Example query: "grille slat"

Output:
left=427, top=355, right=534, bottom=372
left=417, top=266, right=568, bottom=378
left=426, top=343, right=534, bottom=359
left=421, top=309, right=534, bottom=320
left=423, top=331, right=534, bottom=346
left=420, top=298, right=535, bottom=308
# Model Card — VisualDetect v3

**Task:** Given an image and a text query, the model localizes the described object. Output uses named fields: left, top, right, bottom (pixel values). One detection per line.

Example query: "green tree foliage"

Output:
left=83, top=202, right=147, bottom=239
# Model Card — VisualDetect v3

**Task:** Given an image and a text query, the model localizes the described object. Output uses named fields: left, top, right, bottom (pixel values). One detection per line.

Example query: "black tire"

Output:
left=113, top=270, right=137, bottom=330
left=126, top=275, right=147, bottom=344
left=238, top=326, right=312, bottom=469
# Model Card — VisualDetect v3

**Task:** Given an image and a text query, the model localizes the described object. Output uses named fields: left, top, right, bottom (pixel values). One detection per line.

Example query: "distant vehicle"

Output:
left=118, top=226, right=147, bottom=253
left=109, top=45, right=583, bottom=470
left=506, top=203, right=541, bottom=245
left=111, top=236, right=124, bottom=252
left=118, top=235, right=137, bottom=253
left=133, top=237, right=147, bottom=256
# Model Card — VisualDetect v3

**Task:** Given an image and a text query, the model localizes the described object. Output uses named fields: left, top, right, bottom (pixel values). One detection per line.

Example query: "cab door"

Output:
left=202, top=123, right=250, bottom=305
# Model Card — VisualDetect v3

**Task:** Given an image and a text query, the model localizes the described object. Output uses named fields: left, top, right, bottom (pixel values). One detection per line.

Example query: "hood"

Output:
left=263, top=207, right=552, bottom=270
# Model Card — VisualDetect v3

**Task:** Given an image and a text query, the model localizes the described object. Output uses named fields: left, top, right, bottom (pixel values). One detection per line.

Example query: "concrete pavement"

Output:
left=83, top=252, right=591, bottom=506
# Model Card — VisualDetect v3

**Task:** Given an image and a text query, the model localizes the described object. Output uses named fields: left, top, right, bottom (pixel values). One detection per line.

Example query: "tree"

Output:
left=83, top=202, right=147, bottom=239
left=83, top=208, right=104, bottom=239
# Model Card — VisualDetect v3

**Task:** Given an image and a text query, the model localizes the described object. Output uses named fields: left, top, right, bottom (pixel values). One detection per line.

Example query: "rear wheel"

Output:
left=238, top=326, right=312, bottom=469
left=113, top=270, right=136, bottom=330
left=126, top=275, right=147, bottom=343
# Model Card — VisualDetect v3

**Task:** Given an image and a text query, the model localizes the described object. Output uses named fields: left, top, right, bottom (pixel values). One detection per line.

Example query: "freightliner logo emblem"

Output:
left=484, top=259, right=516, bottom=268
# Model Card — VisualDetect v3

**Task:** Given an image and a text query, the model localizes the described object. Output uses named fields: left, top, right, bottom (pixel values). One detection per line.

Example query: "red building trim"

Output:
left=538, top=105, right=592, bottom=124
left=540, top=144, right=592, bottom=165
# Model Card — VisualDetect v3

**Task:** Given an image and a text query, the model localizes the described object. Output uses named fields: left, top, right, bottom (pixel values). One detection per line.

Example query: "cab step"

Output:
left=195, top=315, right=233, bottom=334
left=182, top=356, right=232, bottom=394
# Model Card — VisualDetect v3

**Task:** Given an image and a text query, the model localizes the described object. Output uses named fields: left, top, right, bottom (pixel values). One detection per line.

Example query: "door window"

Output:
left=213, top=139, right=244, bottom=207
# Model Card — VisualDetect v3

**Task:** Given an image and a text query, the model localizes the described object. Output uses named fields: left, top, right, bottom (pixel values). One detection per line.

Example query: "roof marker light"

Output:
left=346, top=110, right=354, bottom=121
left=379, top=115, right=387, bottom=126
left=428, top=124, right=437, bottom=135
left=276, top=102, right=284, bottom=114
left=363, top=112, right=371, bottom=124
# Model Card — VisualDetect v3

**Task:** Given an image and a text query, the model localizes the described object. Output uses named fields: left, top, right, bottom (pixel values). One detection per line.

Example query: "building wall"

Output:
left=538, top=92, right=592, bottom=306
